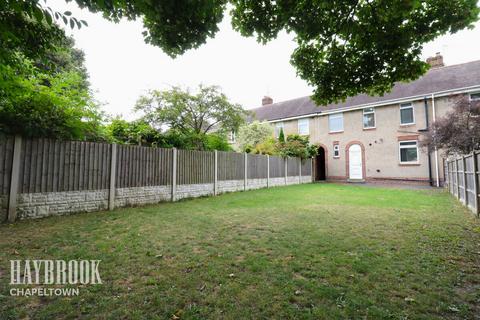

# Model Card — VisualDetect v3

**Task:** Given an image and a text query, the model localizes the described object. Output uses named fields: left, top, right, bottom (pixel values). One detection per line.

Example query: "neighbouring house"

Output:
left=250, top=54, right=480, bottom=186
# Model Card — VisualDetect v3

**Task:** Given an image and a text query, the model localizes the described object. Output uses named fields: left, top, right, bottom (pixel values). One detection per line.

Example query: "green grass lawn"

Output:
left=1, top=183, right=479, bottom=319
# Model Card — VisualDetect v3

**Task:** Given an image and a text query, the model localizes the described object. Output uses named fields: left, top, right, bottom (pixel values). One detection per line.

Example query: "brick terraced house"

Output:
left=250, top=55, right=480, bottom=186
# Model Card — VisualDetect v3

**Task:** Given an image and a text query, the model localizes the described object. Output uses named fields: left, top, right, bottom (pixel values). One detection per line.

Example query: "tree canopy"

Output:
left=276, top=134, right=318, bottom=159
left=105, top=118, right=232, bottom=151
left=0, top=1, right=105, bottom=140
left=135, top=85, right=247, bottom=135
left=422, top=96, right=480, bottom=155
left=237, top=121, right=274, bottom=152
left=6, top=0, right=478, bottom=104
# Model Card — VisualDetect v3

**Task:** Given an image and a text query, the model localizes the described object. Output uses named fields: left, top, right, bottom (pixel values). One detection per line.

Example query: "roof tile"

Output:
left=252, top=60, right=480, bottom=121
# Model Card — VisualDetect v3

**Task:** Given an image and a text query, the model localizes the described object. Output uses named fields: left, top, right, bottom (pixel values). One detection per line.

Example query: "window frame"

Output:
left=400, top=102, right=415, bottom=125
left=470, top=92, right=480, bottom=101
left=297, top=118, right=309, bottom=136
left=274, top=122, right=284, bottom=138
left=398, top=140, right=419, bottom=164
left=228, top=130, right=236, bottom=143
left=333, top=144, right=340, bottom=158
left=328, top=113, right=344, bottom=133
left=362, top=107, right=376, bottom=129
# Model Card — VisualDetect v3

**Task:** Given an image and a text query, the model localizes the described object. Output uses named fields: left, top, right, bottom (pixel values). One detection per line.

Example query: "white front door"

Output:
left=349, top=144, right=363, bottom=179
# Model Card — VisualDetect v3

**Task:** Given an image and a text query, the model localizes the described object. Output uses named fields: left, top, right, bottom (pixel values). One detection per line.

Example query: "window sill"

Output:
left=400, top=123, right=415, bottom=127
left=398, top=163, right=420, bottom=166
left=329, top=131, right=344, bottom=134
left=363, top=127, right=376, bottom=131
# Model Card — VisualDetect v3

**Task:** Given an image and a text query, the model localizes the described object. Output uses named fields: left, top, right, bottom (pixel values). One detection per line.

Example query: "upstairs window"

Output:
left=470, top=92, right=480, bottom=101
left=329, top=113, right=344, bottom=132
left=400, top=103, right=415, bottom=125
left=228, top=130, right=236, bottom=143
left=298, top=118, right=309, bottom=135
left=399, top=141, right=418, bottom=163
left=274, top=122, right=284, bottom=138
left=363, top=107, right=375, bottom=129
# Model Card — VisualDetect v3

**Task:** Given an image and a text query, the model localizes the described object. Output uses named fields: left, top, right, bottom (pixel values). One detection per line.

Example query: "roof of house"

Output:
left=251, top=60, right=480, bottom=122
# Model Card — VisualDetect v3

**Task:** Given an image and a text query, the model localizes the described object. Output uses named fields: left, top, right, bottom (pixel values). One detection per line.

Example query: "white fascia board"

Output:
left=265, top=84, right=480, bottom=123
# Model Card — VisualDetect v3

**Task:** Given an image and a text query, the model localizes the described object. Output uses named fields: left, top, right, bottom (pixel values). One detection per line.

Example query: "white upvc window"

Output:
left=399, top=140, right=419, bottom=163
left=298, top=118, right=309, bottom=135
left=228, top=130, right=236, bottom=143
left=333, top=144, right=340, bottom=158
left=363, top=107, right=375, bottom=129
left=329, top=113, right=344, bottom=132
left=470, top=92, right=480, bottom=101
left=400, top=103, right=415, bottom=125
left=274, top=122, right=284, bottom=138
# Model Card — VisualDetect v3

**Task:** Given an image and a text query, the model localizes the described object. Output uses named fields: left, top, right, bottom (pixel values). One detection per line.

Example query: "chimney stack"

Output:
left=426, top=52, right=444, bottom=68
left=262, top=96, right=273, bottom=106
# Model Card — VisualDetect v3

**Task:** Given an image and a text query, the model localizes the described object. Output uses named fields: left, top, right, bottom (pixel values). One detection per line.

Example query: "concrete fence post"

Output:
left=7, top=135, right=22, bottom=223
left=244, top=153, right=247, bottom=191
left=444, top=159, right=448, bottom=190
left=298, top=158, right=302, bottom=184
left=463, top=156, right=468, bottom=205
left=171, top=148, right=177, bottom=202
left=472, top=152, right=479, bottom=216
left=108, top=144, right=117, bottom=210
left=214, top=150, right=218, bottom=196
left=311, top=158, right=314, bottom=182
left=284, top=157, right=288, bottom=185
left=266, top=155, right=270, bottom=188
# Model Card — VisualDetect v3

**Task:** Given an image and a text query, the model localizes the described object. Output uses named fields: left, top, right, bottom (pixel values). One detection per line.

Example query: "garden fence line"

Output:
left=0, top=135, right=313, bottom=222
left=444, top=151, right=480, bottom=217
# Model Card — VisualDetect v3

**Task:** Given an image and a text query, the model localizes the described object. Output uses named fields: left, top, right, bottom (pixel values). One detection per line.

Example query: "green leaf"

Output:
left=33, top=6, right=44, bottom=23
left=70, top=18, right=75, bottom=29
left=64, top=11, right=72, bottom=16
left=81, top=20, right=88, bottom=27
left=43, top=10, right=53, bottom=25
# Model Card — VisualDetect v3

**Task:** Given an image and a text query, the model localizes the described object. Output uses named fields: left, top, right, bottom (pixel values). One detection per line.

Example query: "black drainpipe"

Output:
left=423, top=97, right=433, bottom=186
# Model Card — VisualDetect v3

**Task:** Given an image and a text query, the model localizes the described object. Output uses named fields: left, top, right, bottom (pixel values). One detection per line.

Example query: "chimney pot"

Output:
left=426, top=53, right=444, bottom=68
left=262, top=96, right=273, bottom=106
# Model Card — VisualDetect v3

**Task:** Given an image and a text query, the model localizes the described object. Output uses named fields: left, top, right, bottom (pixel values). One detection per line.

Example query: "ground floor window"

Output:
left=399, top=141, right=418, bottom=163
left=333, top=144, right=340, bottom=158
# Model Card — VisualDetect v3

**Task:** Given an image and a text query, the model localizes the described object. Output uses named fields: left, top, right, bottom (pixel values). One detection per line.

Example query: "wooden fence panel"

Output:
left=445, top=152, right=480, bottom=216
left=269, top=156, right=285, bottom=178
left=449, top=161, right=454, bottom=194
left=177, top=149, right=214, bottom=185
left=247, top=154, right=268, bottom=179
left=0, top=135, right=14, bottom=195
left=457, top=158, right=465, bottom=202
left=301, top=159, right=312, bottom=176
left=217, top=151, right=244, bottom=181
left=287, top=157, right=299, bottom=177
left=465, top=155, right=476, bottom=209
left=17, top=138, right=111, bottom=193
left=452, top=160, right=458, bottom=196
left=115, top=145, right=172, bottom=188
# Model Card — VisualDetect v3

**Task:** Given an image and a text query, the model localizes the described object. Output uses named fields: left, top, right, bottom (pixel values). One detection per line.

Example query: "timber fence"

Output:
left=0, top=135, right=313, bottom=222
left=444, top=151, right=480, bottom=217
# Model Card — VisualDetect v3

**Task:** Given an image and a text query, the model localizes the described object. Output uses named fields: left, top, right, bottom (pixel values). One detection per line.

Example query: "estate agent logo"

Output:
left=9, top=260, right=102, bottom=297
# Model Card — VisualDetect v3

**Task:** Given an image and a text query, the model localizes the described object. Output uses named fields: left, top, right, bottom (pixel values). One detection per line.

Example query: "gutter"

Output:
left=265, top=85, right=480, bottom=123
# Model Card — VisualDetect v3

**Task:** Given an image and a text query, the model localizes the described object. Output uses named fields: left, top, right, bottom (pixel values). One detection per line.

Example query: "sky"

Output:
left=49, top=0, right=480, bottom=120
